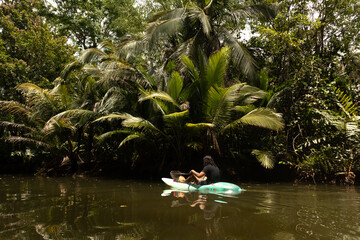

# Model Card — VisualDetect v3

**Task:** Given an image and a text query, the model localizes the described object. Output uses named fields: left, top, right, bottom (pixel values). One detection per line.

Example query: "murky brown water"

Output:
left=0, top=176, right=359, bottom=239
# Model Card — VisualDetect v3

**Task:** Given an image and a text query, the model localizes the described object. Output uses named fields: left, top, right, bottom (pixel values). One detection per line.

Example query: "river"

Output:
left=0, top=175, right=359, bottom=239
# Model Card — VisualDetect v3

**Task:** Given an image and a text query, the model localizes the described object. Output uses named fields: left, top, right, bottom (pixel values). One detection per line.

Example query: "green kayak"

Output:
left=162, top=178, right=242, bottom=195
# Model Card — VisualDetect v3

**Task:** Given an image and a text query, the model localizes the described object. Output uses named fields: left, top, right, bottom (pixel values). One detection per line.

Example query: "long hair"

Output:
left=203, top=155, right=217, bottom=167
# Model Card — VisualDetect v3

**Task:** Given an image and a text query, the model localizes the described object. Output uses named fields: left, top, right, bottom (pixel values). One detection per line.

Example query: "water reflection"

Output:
left=162, top=190, right=236, bottom=240
left=166, top=191, right=222, bottom=220
left=0, top=176, right=359, bottom=239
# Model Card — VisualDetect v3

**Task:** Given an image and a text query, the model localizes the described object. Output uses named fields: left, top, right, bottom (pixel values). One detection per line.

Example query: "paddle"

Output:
left=170, top=170, right=191, bottom=179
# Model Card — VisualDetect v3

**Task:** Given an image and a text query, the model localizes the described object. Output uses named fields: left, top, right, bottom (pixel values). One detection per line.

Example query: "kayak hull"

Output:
left=161, top=178, right=242, bottom=195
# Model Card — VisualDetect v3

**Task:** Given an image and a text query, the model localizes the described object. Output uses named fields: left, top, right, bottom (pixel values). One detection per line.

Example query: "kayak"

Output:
left=161, top=178, right=242, bottom=195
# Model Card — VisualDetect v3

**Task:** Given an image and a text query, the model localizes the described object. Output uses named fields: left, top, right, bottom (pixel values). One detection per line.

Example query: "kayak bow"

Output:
left=161, top=178, right=242, bottom=195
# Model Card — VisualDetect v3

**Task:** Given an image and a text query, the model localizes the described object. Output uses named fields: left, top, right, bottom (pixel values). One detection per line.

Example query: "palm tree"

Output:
left=0, top=73, right=103, bottom=174
left=180, top=47, right=284, bottom=166
left=0, top=81, right=73, bottom=172
left=145, top=0, right=278, bottom=81
left=95, top=47, right=284, bottom=170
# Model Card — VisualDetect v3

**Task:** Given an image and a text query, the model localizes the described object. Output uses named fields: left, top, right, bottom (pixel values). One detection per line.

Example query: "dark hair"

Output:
left=203, top=155, right=217, bottom=167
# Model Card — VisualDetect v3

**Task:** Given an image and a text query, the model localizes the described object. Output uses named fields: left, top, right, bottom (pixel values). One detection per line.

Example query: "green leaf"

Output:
left=226, top=108, right=284, bottom=131
left=164, top=110, right=189, bottom=128
left=0, top=101, right=30, bottom=119
left=233, top=105, right=256, bottom=113
left=139, top=91, right=180, bottom=114
left=164, top=110, right=189, bottom=121
left=0, top=121, right=33, bottom=133
left=251, top=149, right=275, bottom=169
left=137, top=65, right=157, bottom=89
left=181, top=55, right=199, bottom=82
left=168, top=72, right=183, bottom=101
left=188, top=3, right=211, bottom=37
left=237, top=85, right=266, bottom=105
left=97, top=130, right=133, bottom=143
left=119, top=133, right=144, bottom=148
left=222, top=29, right=257, bottom=81
left=47, top=109, right=97, bottom=127
left=94, top=113, right=129, bottom=123
left=334, top=87, right=358, bottom=119
left=186, top=122, right=214, bottom=130
left=146, top=17, right=184, bottom=47
left=120, top=114, right=161, bottom=134
left=206, top=47, right=230, bottom=87
left=4, top=136, right=49, bottom=148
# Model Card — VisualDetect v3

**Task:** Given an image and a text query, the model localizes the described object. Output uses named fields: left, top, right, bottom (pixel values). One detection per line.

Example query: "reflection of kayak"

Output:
left=162, top=178, right=242, bottom=195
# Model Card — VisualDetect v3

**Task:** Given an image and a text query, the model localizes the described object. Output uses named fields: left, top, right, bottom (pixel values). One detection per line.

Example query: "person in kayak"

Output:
left=186, top=155, right=220, bottom=185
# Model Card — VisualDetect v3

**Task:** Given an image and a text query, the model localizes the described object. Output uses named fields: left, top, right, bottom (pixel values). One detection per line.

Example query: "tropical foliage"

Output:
left=0, top=0, right=75, bottom=101
left=0, top=0, right=360, bottom=183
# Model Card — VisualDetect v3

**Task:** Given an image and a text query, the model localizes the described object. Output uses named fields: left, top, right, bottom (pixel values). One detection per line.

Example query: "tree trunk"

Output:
left=67, top=136, right=78, bottom=174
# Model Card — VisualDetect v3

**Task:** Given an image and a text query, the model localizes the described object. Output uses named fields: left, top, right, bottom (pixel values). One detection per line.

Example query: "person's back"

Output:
left=187, top=155, right=220, bottom=184
left=202, top=164, right=220, bottom=183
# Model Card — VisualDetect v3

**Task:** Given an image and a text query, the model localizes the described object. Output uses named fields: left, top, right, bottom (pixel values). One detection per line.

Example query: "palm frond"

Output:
left=206, top=86, right=237, bottom=127
left=101, top=60, right=135, bottom=72
left=94, top=113, right=128, bottom=123
left=119, top=133, right=145, bottom=148
left=60, top=61, right=83, bottom=80
left=17, top=83, right=45, bottom=95
left=97, top=88, right=129, bottom=114
left=233, top=105, right=256, bottom=113
left=251, top=149, right=275, bottom=169
left=150, top=8, right=186, bottom=22
left=146, top=17, right=184, bottom=46
left=230, top=4, right=278, bottom=23
left=82, top=65, right=103, bottom=79
left=345, top=121, right=360, bottom=137
left=96, top=129, right=133, bottom=143
left=0, top=101, right=30, bottom=118
left=0, top=121, right=33, bottom=133
left=206, top=47, right=230, bottom=87
left=81, top=48, right=112, bottom=64
left=170, top=35, right=197, bottom=62
left=226, top=108, right=284, bottom=131
left=137, top=65, right=157, bottom=89
left=50, top=79, right=73, bottom=109
left=114, top=113, right=162, bottom=134
left=188, top=3, right=211, bottom=37
left=181, top=55, right=200, bottom=82
left=139, top=91, right=180, bottom=108
left=150, top=9, right=173, bottom=21
left=168, top=72, right=183, bottom=101
left=313, top=109, right=345, bottom=130
left=48, top=109, right=97, bottom=127
left=237, top=85, right=266, bottom=105
left=42, top=118, right=76, bottom=137
left=17, top=84, right=58, bottom=117
left=97, top=41, right=117, bottom=54
left=3, top=136, right=49, bottom=148
left=164, top=110, right=189, bottom=127
left=118, top=39, right=148, bottom=60
left=266, top=88, right=285, bottom=108
left=98, top=62, right=136, bottom=89
left=222, top=29, right=257, bottom=81
left=186, top=122, right=214, bottom=129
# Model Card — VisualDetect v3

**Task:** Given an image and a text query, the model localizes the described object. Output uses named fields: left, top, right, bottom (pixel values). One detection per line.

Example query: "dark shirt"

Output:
left=201, top=165, right=220, bottom=183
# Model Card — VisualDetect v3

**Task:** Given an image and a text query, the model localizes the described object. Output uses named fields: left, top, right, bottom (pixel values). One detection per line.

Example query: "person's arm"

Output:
left=190, top=169, right=205, bottom=178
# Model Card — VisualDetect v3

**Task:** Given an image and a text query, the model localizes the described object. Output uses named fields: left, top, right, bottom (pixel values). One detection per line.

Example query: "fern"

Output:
left=334, top=87, right=358, bottom=119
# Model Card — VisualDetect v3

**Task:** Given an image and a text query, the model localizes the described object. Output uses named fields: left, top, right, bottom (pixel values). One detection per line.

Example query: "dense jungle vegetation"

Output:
left=0, top=0, right=360, bottom=184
